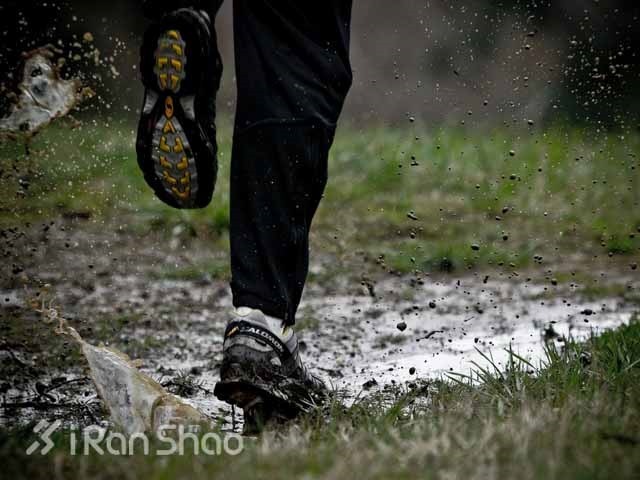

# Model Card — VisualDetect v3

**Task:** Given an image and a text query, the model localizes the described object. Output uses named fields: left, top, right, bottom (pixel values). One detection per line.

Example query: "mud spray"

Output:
left=55, top=318, right=211, bottom=436
left=0, top=46, right=93, bottom=139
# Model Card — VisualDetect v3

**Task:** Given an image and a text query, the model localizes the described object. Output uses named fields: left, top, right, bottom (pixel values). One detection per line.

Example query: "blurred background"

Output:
left=0, top=0, right=638, bottom=279
left=1, top=0, right=639, bottom=129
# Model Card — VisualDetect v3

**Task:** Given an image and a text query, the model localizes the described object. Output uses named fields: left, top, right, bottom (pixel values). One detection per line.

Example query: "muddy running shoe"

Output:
left=136, top=6, right=221, bottom=209
left=214, top=307, right=326, bottom=434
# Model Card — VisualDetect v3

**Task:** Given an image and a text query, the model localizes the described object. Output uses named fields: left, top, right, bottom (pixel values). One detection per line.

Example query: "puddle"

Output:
left=303, top=279, right=635, bottom=390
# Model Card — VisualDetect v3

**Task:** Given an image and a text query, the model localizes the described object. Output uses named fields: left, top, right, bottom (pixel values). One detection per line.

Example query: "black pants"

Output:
left=148, top=0, right=353, bottom=324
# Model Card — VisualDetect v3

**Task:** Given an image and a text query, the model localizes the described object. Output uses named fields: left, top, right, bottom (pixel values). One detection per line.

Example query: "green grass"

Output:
left=2, top=314, right=639, bottom=479
left=320, top=126, right=640, bottom=274
left=0, top=121, right=233, bottom=243
left=1, top=120, right=638, bottom=279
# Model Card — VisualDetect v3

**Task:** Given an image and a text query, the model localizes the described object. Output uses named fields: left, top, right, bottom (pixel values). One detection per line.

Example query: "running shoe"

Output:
left=214, top=307, right=326, bottom=433
left=136, top=7, right=220, bottom=209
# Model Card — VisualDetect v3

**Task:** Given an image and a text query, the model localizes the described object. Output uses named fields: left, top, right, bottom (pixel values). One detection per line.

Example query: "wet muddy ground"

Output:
left=1, top=217, right=638, bottom=431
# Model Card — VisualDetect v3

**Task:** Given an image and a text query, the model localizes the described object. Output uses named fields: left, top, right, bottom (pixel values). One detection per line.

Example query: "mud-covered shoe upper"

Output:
left=222, top=307, right=326, bottom=393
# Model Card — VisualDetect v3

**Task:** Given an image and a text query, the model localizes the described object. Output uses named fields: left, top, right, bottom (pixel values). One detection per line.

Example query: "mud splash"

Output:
left=0, top=47, right=90, bottom=137
left=54, top=318, right=210, bottom=435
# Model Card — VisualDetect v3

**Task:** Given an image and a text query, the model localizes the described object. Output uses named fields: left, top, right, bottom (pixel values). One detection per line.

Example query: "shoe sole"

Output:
left=150, top=30, right=199, bottom=206
left=137, top=10, right=218, bottom=209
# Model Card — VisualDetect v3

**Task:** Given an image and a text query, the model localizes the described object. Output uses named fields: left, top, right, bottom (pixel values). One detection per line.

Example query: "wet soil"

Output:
left=1, top=217, right=638, bottom=431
